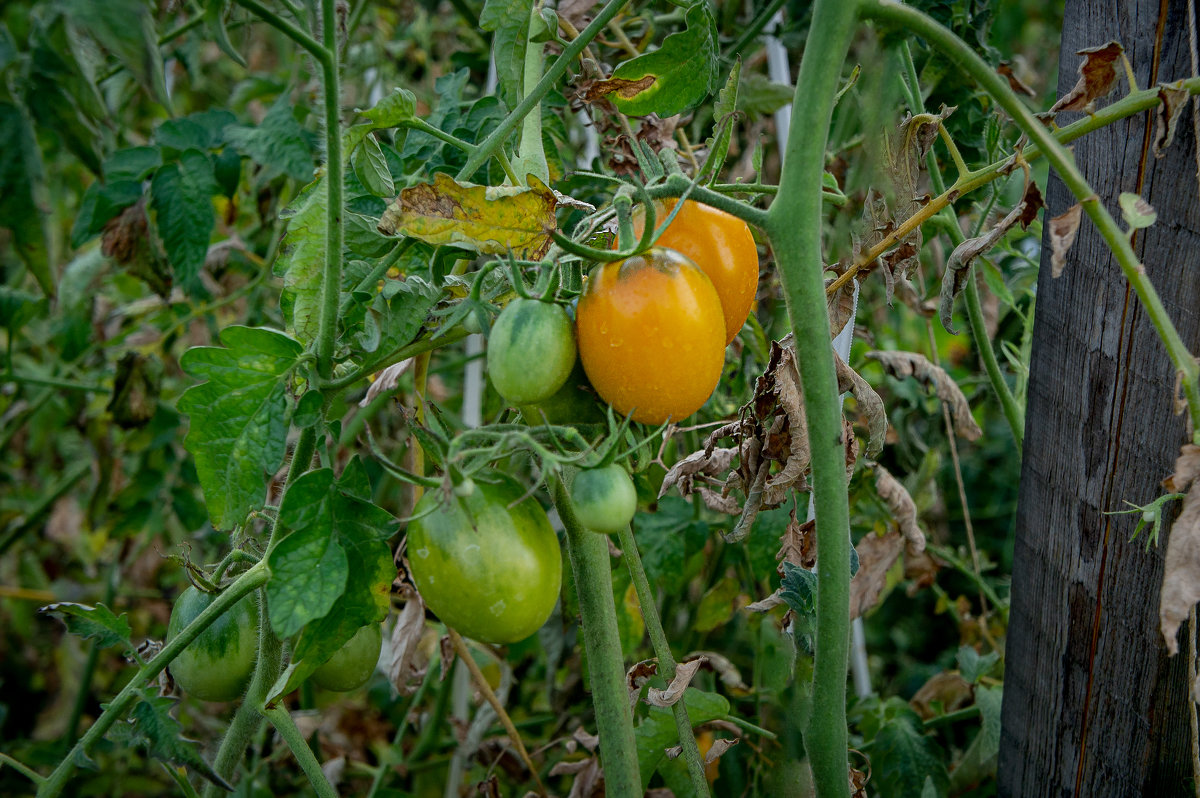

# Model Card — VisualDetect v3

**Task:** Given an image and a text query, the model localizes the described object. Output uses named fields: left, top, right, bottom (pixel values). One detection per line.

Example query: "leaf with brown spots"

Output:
left=1160, top=445, right=1200, bottom=654
left=875, top=464, right=926, bottom=553
left=998, top=61, right=1036, bottom=97
left=1049, top=203, right=1084, bottom=278
left=580, top=75, right=657, bottom=104
left=377, top=172, right=557, bottom=258
left=867, top=350, right=982, bottom=440
left=778, top=509, right=817, bottom=571
left=1049, top=41, right=1125, bottom=114
left=849, top=528, right=903, bottom=619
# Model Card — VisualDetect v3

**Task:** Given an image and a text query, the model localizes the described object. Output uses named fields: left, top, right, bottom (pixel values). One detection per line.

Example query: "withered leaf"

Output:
left=827, top=266, right=858, bottom=339
left=834, top=351, right=887, bottom=457
left=377, top=172, right=557, bottom=258
left=580, top=75, right=657, bottom=104
left=1159, top=444, right=1200, bottom=654
left=778, top=510, right=817, bottom=571
left=686, top=650, right=749, bottom=691
left=627, top=658, right=658, bottom=707
left=910, top=671, right=973, bottom=719
left=361, top=357, right=415, bottom=407
left=1153, top=83, right=1190, bottom=157
left=874, top=464, right=926, bottom=553
left=998, top=61, right=1037, bottom=98
left=704, top=737, right=740, bottom=765
left=387, top=586, right=427, bottom=690
left=867, top=350, right=982, bottom=440
left=659, top=447, right=739, bottom=499
left=940, top=181, right=1042, bottom=334
left=645, top=658, right=705, bottom=708
left=849, top=528, right=903, bottom=619
left=1049, top=203, right=1084, bottom=278
left=1049, top=41, right=1125, bottom=114
left=744, top=591, right=786, bottom=612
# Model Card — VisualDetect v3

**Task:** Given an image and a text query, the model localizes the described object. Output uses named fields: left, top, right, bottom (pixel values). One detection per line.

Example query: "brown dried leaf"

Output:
left=834, top=352, right=887, bottom=457
left=387, top=587, right=427, bottom=689
left=939, top=181, right=1042, bottom=334
left=1050, top=41, right=1125, bottom=114
left=627, top=659, right=658, bottom=707
left=685, top=650, right=749, bottom=691
left=659, top=447, right=739, bottom=499
left=580, top=75, right=657, bottom=104
left=778, top=511, right=817, bottom=571
left=362, top=357, right=415, bottom=407
left=645, top=658, right=705, bottom=708
left=875, top=464, right=926, bottom=553
left=910, top=671, right=973, bottom=719
left=762, top=341, right=812, bottom=506
left=665, top=745, right=683, bottom=760
left=704, top=737, right=740, bottom=765
left=1049, top=203, right=1084, bottom=278
left=998, top=61, right=1037, bottom=97
left=1160, top=445, right=1200, bottom=654
left=744, top=591, right=786, bottom=613
left=1153, top=83, right=1190, bottom=157
left=867, top=351, right=982, bottom=440
left=573, top=726, right=601, bottom=752
left=828, top=270, right=858, bottom=339
left=697, top=486, right=742, bottom=515
left=849, top=528, right=904, bottom=619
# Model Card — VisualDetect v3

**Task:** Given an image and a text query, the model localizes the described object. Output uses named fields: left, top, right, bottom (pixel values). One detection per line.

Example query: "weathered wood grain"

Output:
left=998, top=0, right=1200, bottom=795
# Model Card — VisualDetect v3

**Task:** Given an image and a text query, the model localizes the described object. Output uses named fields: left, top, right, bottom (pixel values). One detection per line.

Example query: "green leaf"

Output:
left=0, top=287, right=48, bottom=331
left=225, top=95, right=314, bottom=182
left=0, top=101, right=55, bottom=296
left=737, top=72, right=796, bottom=119
left=1119, top=191, right=1156, bottom=230
left=275, top=176, right=327, bottom=343
left=39, top=602, right=132, bottom=649
left=352, top=134, right=395, bottom=197
left=634, top=687, right=730, bottom=789
left=65, top=0, right=171, bottom=110
left=266, top=467, right=396, bottom=701
left=203, top=0, right=246, bottom=67
left=71, top=179, right=143, bottom=248
left=177, top=326, right=303, bottom=530
left=956, top=645, right=999, bottom=684
left=779, top=561, right=817, bottom=616
left=121, top=691, right=232, bottom=790
left=872, top=707, right=950, bottom=798
left=345, top=211, right=395, bottom=258
left=698, top=57, right=741, bottom=184
left=104, top=146, right=162, bottom=182
left=694, top=576, right=739, bottom=632
left=480, top=0, right=532, bottom=110
left=150, top=149, right=218, bottom=291
left=609, top=3, right=718, bottom=118
left=950, top=685, right=1002, bottom=791
left=633, top=497, right=709, bottom=594
left=154, top=110, right=237, bottom=153
left=360, top=86, right=417, bottom=128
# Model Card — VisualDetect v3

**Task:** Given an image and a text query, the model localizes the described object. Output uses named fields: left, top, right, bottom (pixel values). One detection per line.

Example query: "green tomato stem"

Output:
left=263, top=705, right=338, bottom=798
left=764, top=0, right=860, bottom=796
left=616, top=524, right=710, bottom=798
left=315, top=0, right=345, bottom=381
left=862, top=0, right=1200, bottom=441
left=553, top=477, right=642, bottom=796
left=37, top=562, right=271, bottom=798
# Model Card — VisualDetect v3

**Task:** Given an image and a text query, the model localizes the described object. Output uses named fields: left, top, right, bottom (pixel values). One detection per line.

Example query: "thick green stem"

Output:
left=864, top=0, right=1200, bottom=441
left=764, top=0, right=860, bottom=795
left=263, top=706, right=338, bottom=798
left=315, top=0, right=345, bottom=380
left=553, top=479, right=641, bottom=796
left=37, top=563, right=271, bottom=798
left=899, top=41, right=1025, bottom=451
left=457, top=0, right=631, bottom=179
left=616, top=524, right=709, bottom=798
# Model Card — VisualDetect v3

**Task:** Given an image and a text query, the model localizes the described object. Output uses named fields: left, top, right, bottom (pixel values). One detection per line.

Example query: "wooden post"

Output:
left=998, top=0, right=1200, bottom=794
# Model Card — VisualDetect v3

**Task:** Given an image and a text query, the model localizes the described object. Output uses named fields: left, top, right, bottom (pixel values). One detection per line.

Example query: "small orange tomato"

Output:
left=632, top=199, right=759, bottom=345
left=576, top=248, right=725, bottom=425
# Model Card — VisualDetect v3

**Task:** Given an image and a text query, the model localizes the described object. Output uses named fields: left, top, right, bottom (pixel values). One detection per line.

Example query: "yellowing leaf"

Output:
left=377, top=172, right=557, bottom=258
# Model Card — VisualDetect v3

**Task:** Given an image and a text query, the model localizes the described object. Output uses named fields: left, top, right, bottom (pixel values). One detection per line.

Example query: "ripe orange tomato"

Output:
left=576, top=248, right=725, bottom=424
left=632, top=199, right=758, bottom=345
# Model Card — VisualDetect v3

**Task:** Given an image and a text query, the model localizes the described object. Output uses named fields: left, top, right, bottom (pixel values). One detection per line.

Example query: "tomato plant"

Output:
left=632, top=199, right=759, bottom=345
left=310, top=623, right=383, bottom=692
left=406, top=474, right=562, bottom=644
left=576, top=248, right=726, bottom=424
left=486, top=297, right=577, bottom=405
left=570, top=464, right=638, bottom=534
left=167, top=586, right=260, bottom=703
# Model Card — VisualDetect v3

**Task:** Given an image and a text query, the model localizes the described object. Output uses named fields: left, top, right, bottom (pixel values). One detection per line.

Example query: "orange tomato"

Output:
left=632, top=199, right=758, bottom=344
left=576, top=248, right=725, bottom=424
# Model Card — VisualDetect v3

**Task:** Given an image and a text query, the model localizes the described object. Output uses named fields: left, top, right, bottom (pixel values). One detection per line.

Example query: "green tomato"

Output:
left=486, top=298, right=577, bottom=405
left=407, top=473, right=562, bottom=644
left=570, top=464, right=638, bottom=535
left=167, top=586, right=260, bottom=702
left=311, top=623, right=383, bottom=692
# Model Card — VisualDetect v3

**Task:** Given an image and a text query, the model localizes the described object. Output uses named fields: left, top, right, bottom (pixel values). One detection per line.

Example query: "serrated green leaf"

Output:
left=276, top=177, right=326, bottom=343
left=633, top=498, right=709, bottom=594
left=203, top=0, right=245, bottom=67
left=225, top=95, right=314, bottom=182
left=352, top=134, right=395, bottom=197
left=737, top=72, right=796, bottom=118
left=480, top=0, right=532, bottom=110
left=957, top=645, right=1000, bottom=684
left=177, top=326, right=303, bottom=530
left=150, top=149, right=218, bottom=291
left=153, top=110, right=236, bottom=153
left=0, top=101, right=55, bottom=296
left=40, top=602, right=132, bottom=649
left=780, top=561, right=817, bottom=616
left=698, top=58, right=741, bottom=184
left=950, top=685, right=1002, bottom=791
left=266, top=467, right=396, bottom=701
left=65, top=0, right=171, bottom=110
left=124, top=691, right=232, bottom=790
left=1118, top=191, right=1156, bottom=230
left=872, top=707, right=950, bottom=797
left=609, top=3, right=718, bottom=118
left=361, top=86, right=417, bottom=128
left=104, top=147, right=162, bottom=182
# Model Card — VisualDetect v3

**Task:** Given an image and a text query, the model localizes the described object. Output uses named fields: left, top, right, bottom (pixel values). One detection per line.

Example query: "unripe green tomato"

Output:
left=486, top=298, right=577, bottom=405
left=570, top=464, right=638, bottom=535
left=310, top=623, right=383, bottom=692
left=167, top=586, right=260, bottom=702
